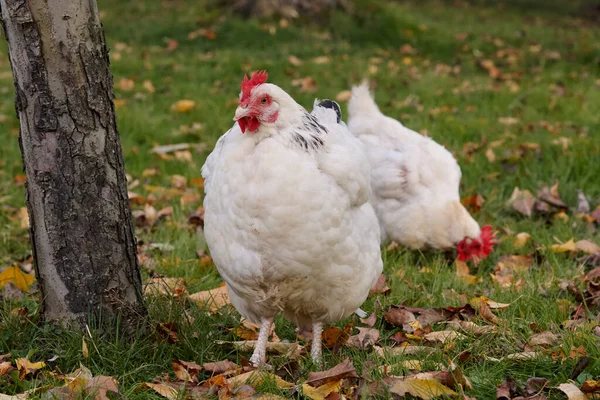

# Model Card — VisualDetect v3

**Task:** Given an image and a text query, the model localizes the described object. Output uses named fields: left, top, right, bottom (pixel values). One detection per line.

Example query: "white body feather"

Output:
left=202, top=86, right=382, bottom=329
left=348, top=83, right=481, bottom=249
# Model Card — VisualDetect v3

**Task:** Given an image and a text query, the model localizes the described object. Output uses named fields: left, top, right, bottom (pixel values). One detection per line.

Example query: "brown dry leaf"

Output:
left=171, top=100, right=196, bottom=113
left=379, top=345, right=439, bottom=357
left=475, top=299, right=498, bottom=324
left=347, top=327, right=379, bottom=349
left=359, top=312, right=376, bottom=327
left=302, top=379, right=343, bottom=400
left=335, top=90, right=352, bottom=102
left=499, top=117, right=519, bottom=125
left=496, top=254, right=534, bottom=273
left=144, top=382, right=178, bottom=400
left=156, top=322, right=179, bottom=344
left=0, top=266, right=36, bottom=292
left=551, top=238, right=576, bottom=253
left=456, top=260, right=478, bottom=285
left=227, top=370, right=294, bottom=389
left=514, top=232, right=531, bottom=249
left=444, top=320, right=495, bottom=335
left=305, top=358, right=358, bottom=388
left=538, top=182, right=567, bottom=208
left=16, top=207, right=30, bottom=229
left=85, top=376, right=120, bottom=400
left=214, top=340, right=303, bottom=358
left=291, top=76, right=317, bottom=93
left=143, top=80, right=156, bottom=93
left=557, top=383, right=587, bottom=400
left=411, top=370, right=472, bottom=391
left=461, top=194, right=485, bottom=213
left=369, top=273, right=391, bottom=295
left=189, top=283, right=231, bottom=312
left=202, top=360, right=237, bottom=375
left=507, top=187, right=536, bottom=217
left=144, top=277, right=188, bottom=298
left=13, top=174, right=27, bottom=185
left=312, top=56, right=331, bottom=64
left=118, top=78, right=135, bottom=91
left=529, top=331, right=559, bottom=347
left=471, top=296, right=511, bottom=310
left=581, top=379, right=600, bottom=393
left=172, top=360, right=202, bottom=383
left=388, top=377, right=457, bottom=399
left=322, top=325, right=350, bottom=350
left=423, top=330, right=465, bottom=343
left=174, top=150, right=193, bottom=162
left=384, top=307, right=416, bottom=326
left=575, top=240, right=600, bottom=255
left=485, top=148, right=496, bottom=163
left=288, top=55, right=303, bottom=66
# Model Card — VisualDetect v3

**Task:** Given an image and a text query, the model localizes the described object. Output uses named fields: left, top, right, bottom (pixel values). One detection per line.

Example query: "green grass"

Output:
left=1, top=0, right=600, bottom=398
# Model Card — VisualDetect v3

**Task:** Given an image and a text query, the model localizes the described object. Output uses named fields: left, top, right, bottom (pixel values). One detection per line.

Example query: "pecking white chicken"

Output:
left=201, top=71, right=383, bottom=366
left=347, top=82, right=494, bottom=261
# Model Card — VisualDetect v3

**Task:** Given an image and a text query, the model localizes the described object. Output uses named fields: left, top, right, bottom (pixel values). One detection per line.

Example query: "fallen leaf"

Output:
left=507, top=187, right=536, bottom=217
left=471, top=296, right=511, bottom=309
left=156, top=322, right=179, bottom=344
left=369, top=274, right=391, bottom=295
left=575, top=240, right=600, bottom=255
left=291, top=76, right=317, bottom=93
left=144, top=277, right=188, bottom=298
left=144, top=382, right=178, bottom=400
left=312, top=56, right=331, bottom=64
left=85, top=375, right=120, bottom=400
left=538, top=182, right=567, bottom=208
left=302, top=380, right=342, bottom=400
left=171, top=100, right=196, bottom=113
left=189, top=283, right=231, bottom=312
left=384, top=307, right=416, bottom=326
left=143, top=80, right=156, bottom=93
left=118, top=78, right=135, bottom=91
left=16, top=208, right=29, bottom=229
left=0, top=266, right=36, bottom=292
left=424, top=330, right=465, bottom=343
left=202, top=359, right=237, bottom=375
left=551, top=238, right=576, bottom=253
left=497, top=377, right=517, bottom=400
left=581, top=379, right=600, bottom=393
left=529, top=331, right=560, bottom=347
left=558, top=383, right=587, bottom=400
left=322, top=324, right=351, bottom=350
left=227, top=370, right=294, bottom=389
left=389, top=377, right=457, bottom=399
left=288, top=55, right=303, bottom=66
left=444, top=320, right=495, bottom=335
left=215, top=340, right=303, bottom=358
left=335, top=90, right=352, bottom=102
left=456, top=260, right=478, bottom=284
left=82, top=337, right=89, bottom=359
left=359, top=312, right=376, bottom=327
left=514, top=232, right=531, bottom=249
left=347, top=327, right=379, bottom=349
left=172, top=360, right=202, bottom=383
left=461, top=194, right=485, bottom=213
left=152, top=143, right=192, bottom=154
left=305, top=358, right=358, bottom=387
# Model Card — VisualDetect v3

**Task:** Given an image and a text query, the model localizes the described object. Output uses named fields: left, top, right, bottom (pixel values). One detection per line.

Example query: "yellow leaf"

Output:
left=0, top=266, right=36, bottom=292
left=17, top=207, right=29, bottom=229
left=514, top=232, right=531, bottom=249
left=82, top=337, right=89, bottom=359
left=302, top=380, right=343, bottom=400
left=335, top=90, right=352, bottom=102
left=16, top=358, right=46, bottom=377
left=551, top=238, right=576, bottom=253
left=456, top=260, right=478, bottom=284
left=171, top=100, right=196, bottom=113
left=227, top=370, right=294, bottom=389
left=189, top=283, right=231, bottom=313
left=144, top=382, right=178, bottom=400
left=288, top=55, right=303, bottom=66
left=143, top=80, right=155, bottom=93
left=389, top=378, right=457, bottom=399
left=470, top=296, right=510, bottom=309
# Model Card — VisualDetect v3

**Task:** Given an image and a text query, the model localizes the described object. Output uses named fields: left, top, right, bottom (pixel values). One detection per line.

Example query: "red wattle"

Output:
left=238, top=117, right=247, bottom=133
left=247, top=116, right=260, bottom=132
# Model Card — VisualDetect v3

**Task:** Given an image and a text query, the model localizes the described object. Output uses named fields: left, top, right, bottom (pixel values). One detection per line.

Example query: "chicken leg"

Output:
left=310, top=322, right=323, bottom=364
left=249, top=316, right=273, bottom=367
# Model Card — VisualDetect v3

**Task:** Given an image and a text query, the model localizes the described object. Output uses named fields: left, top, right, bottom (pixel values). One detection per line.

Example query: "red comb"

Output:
left=479, top=225, right=495, bottom=257
left=240, top=70, right=268, bottom=103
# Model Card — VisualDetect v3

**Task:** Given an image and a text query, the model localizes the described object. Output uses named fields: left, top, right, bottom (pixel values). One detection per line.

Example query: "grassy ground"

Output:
left=1, top=0, right=600, bottom=398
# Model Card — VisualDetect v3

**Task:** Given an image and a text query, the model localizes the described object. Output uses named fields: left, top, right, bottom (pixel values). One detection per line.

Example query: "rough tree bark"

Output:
left=0, top=0, right=147, bottom=334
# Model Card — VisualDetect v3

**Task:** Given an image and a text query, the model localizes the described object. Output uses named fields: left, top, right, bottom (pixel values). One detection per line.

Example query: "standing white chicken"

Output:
left=201, top=71, right=382, bottom=366
left=347, top=82, right=494, bottom=261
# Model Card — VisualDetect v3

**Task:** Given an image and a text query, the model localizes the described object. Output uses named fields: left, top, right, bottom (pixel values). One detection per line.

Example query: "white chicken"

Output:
left=201, top=71, right=383, bottom=366
left=347, top=82, right=494, bottom=261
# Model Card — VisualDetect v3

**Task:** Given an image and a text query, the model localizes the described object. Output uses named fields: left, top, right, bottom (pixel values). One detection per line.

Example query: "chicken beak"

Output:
left=234, top=106, right=250, bottom=122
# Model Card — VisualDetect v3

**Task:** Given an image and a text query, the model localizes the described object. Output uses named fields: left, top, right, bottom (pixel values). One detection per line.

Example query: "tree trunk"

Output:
left=0, top=0, right=147, bottom=335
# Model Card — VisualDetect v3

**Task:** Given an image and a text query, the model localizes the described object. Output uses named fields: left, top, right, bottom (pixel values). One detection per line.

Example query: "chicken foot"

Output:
left=310, top=322, right=323, bottom=365
left=249, top=316, right=274, bottom=367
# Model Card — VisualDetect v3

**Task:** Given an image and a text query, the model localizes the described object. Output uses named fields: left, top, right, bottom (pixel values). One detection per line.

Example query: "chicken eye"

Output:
left=261, top=97, right=268, bottom=104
